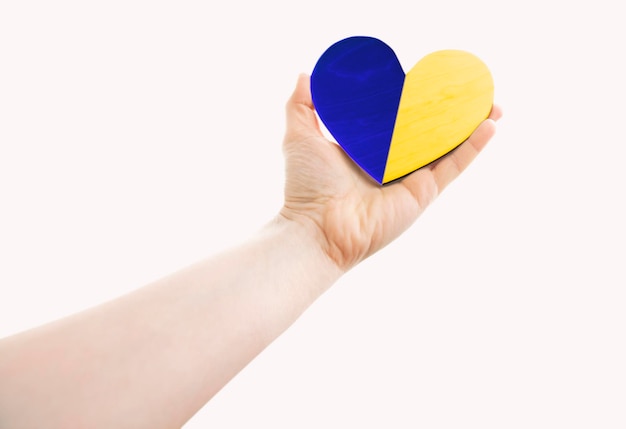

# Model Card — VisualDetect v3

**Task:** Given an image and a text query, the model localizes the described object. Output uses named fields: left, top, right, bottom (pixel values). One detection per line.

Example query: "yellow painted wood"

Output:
left=382, top=50, right=494, bottom=183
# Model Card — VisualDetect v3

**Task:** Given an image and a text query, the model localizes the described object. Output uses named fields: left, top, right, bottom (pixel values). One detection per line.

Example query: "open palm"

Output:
left=280, top=74, right=502, bottom=271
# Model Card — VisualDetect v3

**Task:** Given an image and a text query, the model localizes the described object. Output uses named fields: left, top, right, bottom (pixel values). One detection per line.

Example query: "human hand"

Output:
left=280, top=74, right=502, bottom=272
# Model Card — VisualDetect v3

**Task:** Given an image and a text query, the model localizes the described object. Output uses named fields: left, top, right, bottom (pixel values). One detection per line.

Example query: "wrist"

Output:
left=265, top=212, right=344, bottom=292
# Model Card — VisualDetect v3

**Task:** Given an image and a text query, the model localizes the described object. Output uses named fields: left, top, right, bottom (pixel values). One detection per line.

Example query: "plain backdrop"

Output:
left=1, top=1, right=624, bottom=428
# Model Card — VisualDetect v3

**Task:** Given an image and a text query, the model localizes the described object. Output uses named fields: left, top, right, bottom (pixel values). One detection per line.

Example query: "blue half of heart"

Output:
left=311, top=36, right=405, bottom=183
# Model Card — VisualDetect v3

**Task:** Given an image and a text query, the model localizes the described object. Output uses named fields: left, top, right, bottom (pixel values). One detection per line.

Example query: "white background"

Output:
left=1, top=1, right=624, bottom=427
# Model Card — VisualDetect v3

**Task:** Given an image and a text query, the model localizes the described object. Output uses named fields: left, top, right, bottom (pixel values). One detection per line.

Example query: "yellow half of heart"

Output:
left=382, top=50, right=494, bottom=183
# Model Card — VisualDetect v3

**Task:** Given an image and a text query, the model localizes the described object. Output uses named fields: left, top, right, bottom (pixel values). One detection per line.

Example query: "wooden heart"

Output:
left=311, top=36, right=494, bottom=184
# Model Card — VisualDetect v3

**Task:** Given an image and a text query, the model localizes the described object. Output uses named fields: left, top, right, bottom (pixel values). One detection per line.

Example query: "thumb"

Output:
left=284, top=73, right=322, bottom=141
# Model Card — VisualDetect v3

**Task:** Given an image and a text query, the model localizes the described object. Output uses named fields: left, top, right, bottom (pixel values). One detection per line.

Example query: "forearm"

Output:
left=0, top=216, right=342, bottom=428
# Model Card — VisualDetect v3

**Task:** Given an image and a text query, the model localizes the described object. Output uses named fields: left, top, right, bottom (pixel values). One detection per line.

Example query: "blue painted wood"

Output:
left=311, top=36, right=405, bottom=184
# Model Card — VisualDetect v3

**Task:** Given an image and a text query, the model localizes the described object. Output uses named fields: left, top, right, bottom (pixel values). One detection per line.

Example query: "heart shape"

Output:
left=310, top=36, right=494, bottom=184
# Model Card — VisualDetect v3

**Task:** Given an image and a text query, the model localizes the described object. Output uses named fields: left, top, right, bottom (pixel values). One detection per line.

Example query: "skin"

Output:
left=0, top=74, right=501, bottom=428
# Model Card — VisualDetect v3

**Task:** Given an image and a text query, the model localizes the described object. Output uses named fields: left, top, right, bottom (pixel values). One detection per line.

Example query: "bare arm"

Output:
left=0, top=217, right=340, bottom=428
left=0, top=74, right=501, bottom=428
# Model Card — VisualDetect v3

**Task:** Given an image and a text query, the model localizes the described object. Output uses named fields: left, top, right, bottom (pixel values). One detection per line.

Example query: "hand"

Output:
left=280, top=74, right=502, bottom=271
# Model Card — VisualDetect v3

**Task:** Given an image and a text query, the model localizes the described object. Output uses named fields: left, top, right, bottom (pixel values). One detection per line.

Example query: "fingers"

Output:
left=284, top=74, right=321, bottom=141
left=430, top=118, right=497, bottom=193
left=287, top=73, right=314, bottom=109
left=489, top=104, right=503, bottom=121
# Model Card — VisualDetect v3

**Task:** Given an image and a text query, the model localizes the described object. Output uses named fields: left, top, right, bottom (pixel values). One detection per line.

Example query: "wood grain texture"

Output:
left=311, top=38, right=494, bottom=185
left=383, top=50, right=494, bottom=183
left=311, top=37, right=404, bottom=183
